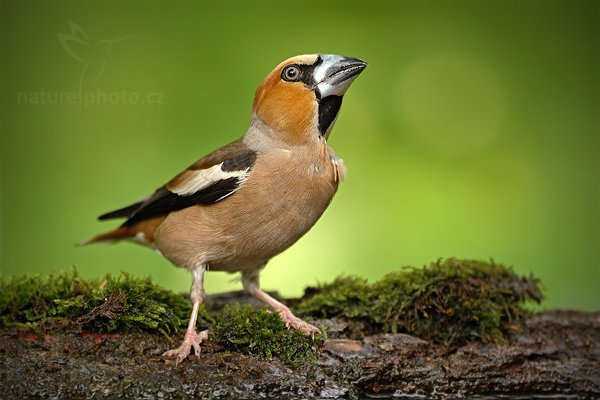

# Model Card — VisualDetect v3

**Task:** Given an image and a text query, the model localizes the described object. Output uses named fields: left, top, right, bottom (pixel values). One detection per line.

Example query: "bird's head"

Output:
left=251, top=54, right=367, bottom=145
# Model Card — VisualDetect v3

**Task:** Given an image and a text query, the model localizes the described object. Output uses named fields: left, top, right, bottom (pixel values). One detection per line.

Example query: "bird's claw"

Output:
left=277, top=308, right=321, bottom=337
left=163, top=329, right=208, bottom=365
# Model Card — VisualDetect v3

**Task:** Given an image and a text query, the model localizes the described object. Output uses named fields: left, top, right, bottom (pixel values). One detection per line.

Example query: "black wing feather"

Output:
left=98, top=201, right=144, bottom=220
left=96, top=146, right=256, bottom=226
left=121, top=177, right=240, bottom=226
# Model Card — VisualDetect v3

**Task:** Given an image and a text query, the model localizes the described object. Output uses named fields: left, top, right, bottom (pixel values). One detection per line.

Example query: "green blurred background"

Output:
left=1, top=0, right=598, bottom=310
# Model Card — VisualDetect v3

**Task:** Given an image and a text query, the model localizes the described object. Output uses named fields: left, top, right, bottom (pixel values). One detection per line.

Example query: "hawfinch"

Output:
left=85, top=54, right=367, bottom=363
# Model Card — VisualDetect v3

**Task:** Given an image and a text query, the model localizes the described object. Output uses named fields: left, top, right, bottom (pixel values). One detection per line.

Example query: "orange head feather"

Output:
left=251, top=54, right=367, bottom=145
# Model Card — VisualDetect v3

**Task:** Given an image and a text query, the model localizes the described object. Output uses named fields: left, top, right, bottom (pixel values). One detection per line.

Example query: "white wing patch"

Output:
left=167, top=163, right=249, bottom=197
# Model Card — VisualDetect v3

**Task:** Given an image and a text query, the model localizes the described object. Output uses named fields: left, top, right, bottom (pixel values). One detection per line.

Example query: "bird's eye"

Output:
left=282, top=65, right=301, bottom=82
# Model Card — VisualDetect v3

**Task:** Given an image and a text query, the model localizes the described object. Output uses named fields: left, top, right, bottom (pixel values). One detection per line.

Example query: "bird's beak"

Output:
left=314, top=55, right=367, bottom=99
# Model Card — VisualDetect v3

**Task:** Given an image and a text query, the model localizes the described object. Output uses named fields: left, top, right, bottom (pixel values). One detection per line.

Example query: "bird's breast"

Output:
left=154, top=146, right=342, bottom=272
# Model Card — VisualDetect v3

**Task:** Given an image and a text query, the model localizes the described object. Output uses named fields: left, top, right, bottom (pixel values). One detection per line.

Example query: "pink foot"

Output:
left=163, top=329, right=208, bottom=364
left=277, top=308, right=321, bottom=336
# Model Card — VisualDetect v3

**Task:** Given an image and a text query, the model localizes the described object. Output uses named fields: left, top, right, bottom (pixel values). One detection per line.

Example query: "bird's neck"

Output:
left=245, top=113, right=325, bottom=151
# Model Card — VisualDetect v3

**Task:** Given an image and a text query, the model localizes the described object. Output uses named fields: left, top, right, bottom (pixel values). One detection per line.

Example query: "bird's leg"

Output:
left=242, top=269, right=320, bottom=336
left=163, top=264, right=208, bottom=364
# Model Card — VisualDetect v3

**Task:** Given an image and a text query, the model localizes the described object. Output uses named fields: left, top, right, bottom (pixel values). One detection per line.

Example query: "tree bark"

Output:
left=1, top=291, right=598, bottom=399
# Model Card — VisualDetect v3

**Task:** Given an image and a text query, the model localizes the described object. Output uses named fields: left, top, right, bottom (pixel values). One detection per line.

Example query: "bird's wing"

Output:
left=98, top=139, right=257, bottom=226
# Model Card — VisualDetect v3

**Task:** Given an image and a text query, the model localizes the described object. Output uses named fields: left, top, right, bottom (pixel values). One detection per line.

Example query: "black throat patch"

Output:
left=318, top=95, right=343, bottom=136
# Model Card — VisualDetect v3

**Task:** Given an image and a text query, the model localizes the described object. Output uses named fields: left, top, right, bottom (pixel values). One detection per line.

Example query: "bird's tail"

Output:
left=78, top=226, right=133, bottom=246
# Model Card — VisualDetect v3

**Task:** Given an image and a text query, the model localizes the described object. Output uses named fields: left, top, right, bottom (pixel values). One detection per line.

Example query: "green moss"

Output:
left=298, top=258, right=543, bottom=344
left=213, top=304, right=325, bottom=365
left=0, top=269, right=323, bottom=363
left=0, top=258, right=544, bottom=361
left=0, top=268, right=212, bottom=337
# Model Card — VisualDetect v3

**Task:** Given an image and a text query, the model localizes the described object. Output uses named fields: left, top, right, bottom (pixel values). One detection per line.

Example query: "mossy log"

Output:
left=0, top=261, right=597, bottom=398
left=1, top=290, right=598, bottom=399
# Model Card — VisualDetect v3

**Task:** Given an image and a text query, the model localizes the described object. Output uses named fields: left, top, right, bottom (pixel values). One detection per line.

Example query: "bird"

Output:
left=83, top=54, right=367, bottom=363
